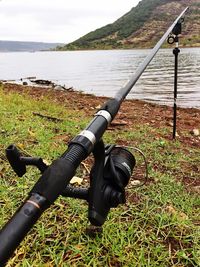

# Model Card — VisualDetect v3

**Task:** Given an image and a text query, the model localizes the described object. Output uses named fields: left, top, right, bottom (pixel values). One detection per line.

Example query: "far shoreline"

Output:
left=1, top=45, right=200, bottom=53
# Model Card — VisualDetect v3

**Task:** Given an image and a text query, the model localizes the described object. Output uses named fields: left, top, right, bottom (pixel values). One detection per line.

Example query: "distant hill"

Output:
left=58, top=0, right=200, bottom=50
left=0, top=41, right=63, bottom=52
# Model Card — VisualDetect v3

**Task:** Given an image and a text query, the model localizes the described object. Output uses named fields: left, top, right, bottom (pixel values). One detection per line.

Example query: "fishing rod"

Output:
left=0, top=7, right=188, bottom=266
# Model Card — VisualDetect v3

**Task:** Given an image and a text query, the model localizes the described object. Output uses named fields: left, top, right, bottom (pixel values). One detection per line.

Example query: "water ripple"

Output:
left=0, top=48, right=199, bottom=108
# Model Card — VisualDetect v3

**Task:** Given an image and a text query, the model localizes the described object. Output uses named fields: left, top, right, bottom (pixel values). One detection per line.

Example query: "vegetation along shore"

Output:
left=57, top=0, right=200, bottom=50
left=0, top=82, right=199, bottom=266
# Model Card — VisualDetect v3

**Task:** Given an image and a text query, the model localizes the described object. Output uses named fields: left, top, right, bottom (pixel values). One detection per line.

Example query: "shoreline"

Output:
left=1, top=83, right=200, bottom=143
left=1, top=79, right=200, bottom=111
left=55, top=44, right=200, bottom=51
left=2, top=81, right=200, bottom=111
left=1, top=46, right=200, bottom=53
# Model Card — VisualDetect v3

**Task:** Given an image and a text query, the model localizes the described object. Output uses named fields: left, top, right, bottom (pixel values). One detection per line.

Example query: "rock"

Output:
left=131, top=180, right=141, bottom=186
left=167, top=122, right=173, bottom=127
left=190, top=129, right=199, bottom=136
left=54, top=85, right=64, bottom=91
left=23, top=81, right=28, bottom=85
left=192, top=186, right=200, bottom=194
left=30, top=79, right=54, bottom=86
left=95, top=104, right=101, bottom=109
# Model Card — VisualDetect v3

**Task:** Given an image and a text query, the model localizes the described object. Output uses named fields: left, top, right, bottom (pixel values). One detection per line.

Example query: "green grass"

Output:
left=0, top=87, right=199, bottom=266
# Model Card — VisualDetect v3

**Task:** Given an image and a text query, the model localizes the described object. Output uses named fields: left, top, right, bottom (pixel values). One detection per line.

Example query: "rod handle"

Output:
left=0, top=194, right=48, bottom=266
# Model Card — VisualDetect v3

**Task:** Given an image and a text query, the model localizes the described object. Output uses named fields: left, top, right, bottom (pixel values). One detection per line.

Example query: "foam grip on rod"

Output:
left=0, top=193, right=48, bottom=266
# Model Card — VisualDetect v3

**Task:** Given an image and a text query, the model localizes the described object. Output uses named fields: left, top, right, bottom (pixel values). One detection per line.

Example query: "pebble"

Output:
left=167, top=122, right=173, bottom=127
left=131, top=180, right=141, bottom=186
left=190, top=129, right=199, bottom=136
left=54, top=85, right=63, bottom=90
left=193, top=186, right=200, bottom=194
left=175, top=132, right=180, bottom=137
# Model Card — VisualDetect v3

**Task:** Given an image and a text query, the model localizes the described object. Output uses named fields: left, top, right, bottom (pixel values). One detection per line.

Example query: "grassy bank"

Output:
left=0, top=84, right=199, bottom=266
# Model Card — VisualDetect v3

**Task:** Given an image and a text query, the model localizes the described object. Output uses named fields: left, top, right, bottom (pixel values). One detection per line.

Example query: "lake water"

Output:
left=0, top=48, right=199, bottom=108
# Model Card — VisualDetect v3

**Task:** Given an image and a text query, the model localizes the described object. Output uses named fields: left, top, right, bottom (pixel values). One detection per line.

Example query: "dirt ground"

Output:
left=2, top=83, right=200, bottom=148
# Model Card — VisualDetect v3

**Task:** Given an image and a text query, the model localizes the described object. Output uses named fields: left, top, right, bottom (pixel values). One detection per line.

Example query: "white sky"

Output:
left=0, top=0, right=141, bottom=43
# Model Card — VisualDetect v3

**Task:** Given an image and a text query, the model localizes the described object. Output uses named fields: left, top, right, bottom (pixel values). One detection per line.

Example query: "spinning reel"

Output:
left=6, top=140, right=137, bottom=226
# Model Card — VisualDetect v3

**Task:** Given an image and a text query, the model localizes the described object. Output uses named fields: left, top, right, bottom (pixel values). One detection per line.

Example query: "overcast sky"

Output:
left=0, top=0, right=141, bottom=43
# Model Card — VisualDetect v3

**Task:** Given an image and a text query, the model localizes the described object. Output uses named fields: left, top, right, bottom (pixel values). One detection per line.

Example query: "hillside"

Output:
left=0, top=40, right=63, bottom=52
left=58, top=0, right=200, bottom=50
